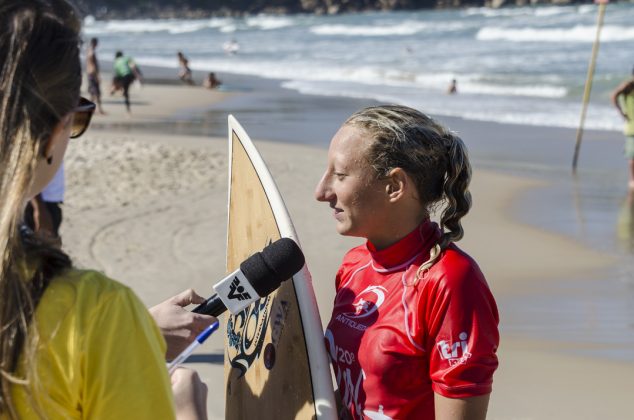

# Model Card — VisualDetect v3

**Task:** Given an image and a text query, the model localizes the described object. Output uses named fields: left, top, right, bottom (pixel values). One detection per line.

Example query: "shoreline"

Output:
left=71, top=71, right=634, bottom=418
left=124, top=65, right=632, bottom=252
left=99, top=62, right=625, bottom=139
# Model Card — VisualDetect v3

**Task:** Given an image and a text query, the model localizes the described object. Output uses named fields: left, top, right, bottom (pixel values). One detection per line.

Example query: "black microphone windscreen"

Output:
left=239, top=238, right=305, bottom=297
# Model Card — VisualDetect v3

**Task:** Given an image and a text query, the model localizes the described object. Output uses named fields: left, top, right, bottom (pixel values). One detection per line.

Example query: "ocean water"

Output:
left=84, top=3, right=634, bottom=131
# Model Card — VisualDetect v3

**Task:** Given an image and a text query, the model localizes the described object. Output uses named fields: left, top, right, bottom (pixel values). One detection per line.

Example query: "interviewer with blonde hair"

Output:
left=0, top=1, right=210, bottom=418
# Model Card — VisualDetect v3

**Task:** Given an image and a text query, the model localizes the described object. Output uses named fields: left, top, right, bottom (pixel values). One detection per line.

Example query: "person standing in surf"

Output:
left=611, top=66, right=634, bottom=190
left=315, top=105, right=499, bottom=419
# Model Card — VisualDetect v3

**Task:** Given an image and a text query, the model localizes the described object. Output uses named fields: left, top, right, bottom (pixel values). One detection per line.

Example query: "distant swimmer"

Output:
left=203, top=72, right=222, bottom=90
left=611, top=66, right=634, bottom=190
left=447, top=78, right=457, bottom=95
left=223, top=39, right=240, bottom=55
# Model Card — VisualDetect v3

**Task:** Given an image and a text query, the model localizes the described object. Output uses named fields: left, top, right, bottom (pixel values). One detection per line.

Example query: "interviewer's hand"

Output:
left=171, top=367, right=208, bottom=420
left=149, top=289, right=216, bottom=361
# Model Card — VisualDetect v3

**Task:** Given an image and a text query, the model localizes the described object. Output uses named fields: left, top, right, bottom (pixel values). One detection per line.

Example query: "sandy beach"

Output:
left=61, top=74, right=634, bottom=419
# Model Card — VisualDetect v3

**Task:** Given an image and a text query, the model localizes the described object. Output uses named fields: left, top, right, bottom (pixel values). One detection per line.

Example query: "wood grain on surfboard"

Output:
left=224, top=115, right=336, bottom=419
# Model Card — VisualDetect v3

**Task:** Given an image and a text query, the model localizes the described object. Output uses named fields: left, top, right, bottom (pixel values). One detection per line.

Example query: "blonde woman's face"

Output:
left=315, top=125, right=391, bottom=242
left=28, top=114, right=71, bottom=199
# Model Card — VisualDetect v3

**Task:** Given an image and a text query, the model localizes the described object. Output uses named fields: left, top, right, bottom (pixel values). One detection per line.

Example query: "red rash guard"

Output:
left=325, top=220, right=499, bottom=419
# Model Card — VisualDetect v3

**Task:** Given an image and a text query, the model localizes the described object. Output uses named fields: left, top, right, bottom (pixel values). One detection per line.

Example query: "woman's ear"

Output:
left=385, top=167, right=409, bottom=202
left=43, top=114, right=72, bottom=162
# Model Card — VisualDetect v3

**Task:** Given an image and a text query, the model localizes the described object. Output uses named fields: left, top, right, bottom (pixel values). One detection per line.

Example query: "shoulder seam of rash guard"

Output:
left=401, top=270, right=425, bottom=352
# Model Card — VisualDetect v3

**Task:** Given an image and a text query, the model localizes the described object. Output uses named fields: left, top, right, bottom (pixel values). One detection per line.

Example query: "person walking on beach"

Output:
left=111, top=50, right=142, bottom=114
left=611, top=67, right=634, bottom=190
left=315, top=105, right=499, bottom=419
left=85, top=37, right=105, bottom=114
left=0, top=2, right=213, bottom=418
left=177, top=51, right=194, bottom=85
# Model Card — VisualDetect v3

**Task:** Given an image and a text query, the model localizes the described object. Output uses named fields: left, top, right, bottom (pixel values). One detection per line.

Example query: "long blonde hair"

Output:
left=345, top=105, right=472, bottom=250
left=0, top=0, right=81, bottom=416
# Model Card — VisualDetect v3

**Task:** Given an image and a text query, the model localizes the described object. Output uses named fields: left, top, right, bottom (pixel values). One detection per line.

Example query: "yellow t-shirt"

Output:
left=624, top=92, right=634, bottom=136
left=9, top=269, right=175, bottom=419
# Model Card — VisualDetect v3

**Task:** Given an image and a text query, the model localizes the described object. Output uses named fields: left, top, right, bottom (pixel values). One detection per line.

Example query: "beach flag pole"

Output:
left=572, top=0, right=608, bottom=174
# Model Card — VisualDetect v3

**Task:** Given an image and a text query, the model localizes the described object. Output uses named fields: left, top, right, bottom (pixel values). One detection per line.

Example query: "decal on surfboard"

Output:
left=227, top=295, right=272, bottom=377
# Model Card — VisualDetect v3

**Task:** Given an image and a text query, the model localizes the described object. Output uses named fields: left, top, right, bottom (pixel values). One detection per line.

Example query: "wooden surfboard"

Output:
left=224, top=115, right=337, bottom=419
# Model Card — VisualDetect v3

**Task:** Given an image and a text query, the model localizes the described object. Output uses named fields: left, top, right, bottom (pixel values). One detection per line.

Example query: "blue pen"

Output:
left=167, top=320, right=220, bottom=374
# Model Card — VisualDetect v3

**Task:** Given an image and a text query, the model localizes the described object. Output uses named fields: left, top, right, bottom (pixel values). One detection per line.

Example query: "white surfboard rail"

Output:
left=227, top=115, right=337, bottom=419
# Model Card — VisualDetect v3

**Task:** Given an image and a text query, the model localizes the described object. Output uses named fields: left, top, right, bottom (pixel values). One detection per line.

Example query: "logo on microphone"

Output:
left=228, top=277, right=251, bottom=301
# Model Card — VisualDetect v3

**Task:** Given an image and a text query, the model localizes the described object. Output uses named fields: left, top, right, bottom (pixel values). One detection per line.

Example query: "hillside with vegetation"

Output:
left=76, top=0, right=599, bottom=19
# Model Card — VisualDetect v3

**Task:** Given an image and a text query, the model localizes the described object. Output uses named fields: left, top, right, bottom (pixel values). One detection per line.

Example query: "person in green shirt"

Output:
left=111, top=50, right=143, bottom=114
left=611, top=66, right=634, bottom=190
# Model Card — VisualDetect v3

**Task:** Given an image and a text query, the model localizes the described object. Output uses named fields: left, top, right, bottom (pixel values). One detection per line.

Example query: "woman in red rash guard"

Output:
left=315, top=105, right=499, bottom=420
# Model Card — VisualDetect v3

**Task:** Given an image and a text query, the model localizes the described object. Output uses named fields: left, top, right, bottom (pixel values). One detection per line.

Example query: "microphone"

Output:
left=192, top=237, right=305, bottom=316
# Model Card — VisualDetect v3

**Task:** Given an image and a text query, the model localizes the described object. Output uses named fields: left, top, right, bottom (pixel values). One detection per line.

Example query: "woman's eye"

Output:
left=333, top=172, right=346, bottom=180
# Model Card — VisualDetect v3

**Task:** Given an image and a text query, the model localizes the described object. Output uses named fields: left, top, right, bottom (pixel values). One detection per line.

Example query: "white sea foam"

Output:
left=459, top=82, right=567, bottom=98
left=83, top=18, right=232, bottom=35
left=464, top=5, right=568, bottom=18
left=281, top=80, right=619, bottom=131
left=310, top=22, right=429, bottom=36
left=219, top=24, right=238, bottom=33
left=477, top=25, right=634, bottom=43
left=138, top=53, right=567, bottom=100
left=245, top=15, right=295, bottom=30
left=412, top=73, right=567, bottom=98
left=577, top=4, right=597, bottom=14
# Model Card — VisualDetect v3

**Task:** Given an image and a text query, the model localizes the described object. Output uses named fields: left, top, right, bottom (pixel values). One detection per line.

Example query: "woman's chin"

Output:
left=335, top=224, right=362, bottom=239
left=335, top=223, right=350, bottom=236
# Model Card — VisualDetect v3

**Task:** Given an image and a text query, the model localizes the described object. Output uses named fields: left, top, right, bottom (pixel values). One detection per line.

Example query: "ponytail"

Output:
left=439, top=132, right=472, bottom=250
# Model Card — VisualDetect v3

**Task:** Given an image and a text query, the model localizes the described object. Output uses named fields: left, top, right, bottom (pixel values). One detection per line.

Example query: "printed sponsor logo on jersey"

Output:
left=342, top=285, right=387, bottom=319
left=436, top=331, right=472, bottom=366
left=227, top=277, right=251, bottom=301
left=325, top=329, right=366, bottom=416
left=335, top=314, right=368, bottom=331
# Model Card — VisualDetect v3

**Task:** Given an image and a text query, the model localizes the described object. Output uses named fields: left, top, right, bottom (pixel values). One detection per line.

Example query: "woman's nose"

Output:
left=314, top=174, right=331, bottom=202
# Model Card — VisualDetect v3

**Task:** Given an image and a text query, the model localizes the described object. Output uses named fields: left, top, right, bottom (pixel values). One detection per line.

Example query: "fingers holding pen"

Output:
left=149, top=289, right=217, bottom=360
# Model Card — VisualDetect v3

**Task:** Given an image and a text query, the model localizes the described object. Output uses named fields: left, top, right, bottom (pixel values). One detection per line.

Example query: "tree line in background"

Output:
left=76, top=0, right=598, bottom=18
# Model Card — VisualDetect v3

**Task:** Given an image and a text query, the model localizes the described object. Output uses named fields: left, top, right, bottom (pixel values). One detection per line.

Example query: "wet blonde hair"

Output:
left=0, top=0, right=81, bottom=416
left=345, top=105, right=472, bottom=252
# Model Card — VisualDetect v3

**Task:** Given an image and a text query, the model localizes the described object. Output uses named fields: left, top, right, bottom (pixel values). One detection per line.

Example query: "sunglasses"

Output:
left=70, top=97, right=96, bottom=139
